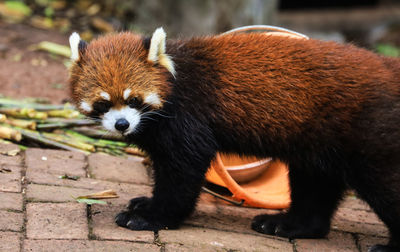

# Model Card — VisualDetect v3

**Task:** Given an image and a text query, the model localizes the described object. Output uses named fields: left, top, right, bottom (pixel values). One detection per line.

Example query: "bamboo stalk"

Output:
left=0, top=97, right=74, bottom=111
left=19, top=128, right=89, bottom=154
left=71, top=126, right=124, bottom=141
left=5, top=118, right=36, bottom=130
left=42, top=132, right=95, bottom=152
left=47, top=109, right=80, bottom=118
left=36, top=119, right=96, bottom=130
left=0, top=125, right=22, bottom=141
left=34, top=41, right=70, bottom=58
left=0, top=108, right=47, bottom=120
left=64, top=129, right=127, bottom=147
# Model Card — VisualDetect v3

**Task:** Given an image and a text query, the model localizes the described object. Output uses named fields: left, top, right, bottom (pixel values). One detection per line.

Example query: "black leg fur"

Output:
left=252, top=160, right=346, bottom=239
left=349, top=163, right=400, bottom=251
left=117, top=115, right=217, bottom=231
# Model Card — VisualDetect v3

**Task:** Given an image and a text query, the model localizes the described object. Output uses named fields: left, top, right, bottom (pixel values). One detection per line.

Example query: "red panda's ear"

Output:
left=69, top=32, right=87, bottom=62
left=147, top=27, right=176, bottom=77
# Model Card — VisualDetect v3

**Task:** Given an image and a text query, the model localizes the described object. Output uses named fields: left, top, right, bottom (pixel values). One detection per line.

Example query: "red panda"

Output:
left=69, top=27, right=400, bottom=252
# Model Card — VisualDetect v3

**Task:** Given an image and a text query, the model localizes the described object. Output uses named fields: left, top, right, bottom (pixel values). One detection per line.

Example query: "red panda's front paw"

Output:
left=115, top=210, right=164, bottom=231
left=127, top=196, right=152, bottom=213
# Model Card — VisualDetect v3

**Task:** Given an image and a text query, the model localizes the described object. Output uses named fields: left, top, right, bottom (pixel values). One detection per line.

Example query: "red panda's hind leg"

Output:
left=252, top=162, right=346, bottom=239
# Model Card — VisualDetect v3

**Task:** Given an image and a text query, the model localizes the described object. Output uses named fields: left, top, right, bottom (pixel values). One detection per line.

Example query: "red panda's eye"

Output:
left=93, top=100, right=112, bottom=114
left=128, top=97, right=142, bottom=108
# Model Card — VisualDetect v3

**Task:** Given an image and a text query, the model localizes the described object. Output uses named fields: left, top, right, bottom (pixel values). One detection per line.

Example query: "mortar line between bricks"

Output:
left=154, top=231, right=165, bottom=251
left=87, top=204, right=95, bottom=240
left=0, top=229, right=25, bottom=233
left=83, top=153, right=90, bottom=179
left=183, top=222, right=290, bottom=241
left=20, top=150, right=28, bottom=252
left=26, top=237, right=161, bottom=244
left=352, top=233, right=362, bottom=252
left=27, top=179, right=152, bottom=188
left=1, top=209, right=23, bottom=213
left=292, top=239, right=298, bottom=252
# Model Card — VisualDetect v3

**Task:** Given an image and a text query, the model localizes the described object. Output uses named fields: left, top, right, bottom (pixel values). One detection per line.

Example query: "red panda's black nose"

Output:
left=115, top=118, right=130, bottom=132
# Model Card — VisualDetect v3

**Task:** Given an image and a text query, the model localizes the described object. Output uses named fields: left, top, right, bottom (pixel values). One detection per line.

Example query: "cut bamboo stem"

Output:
left=5, top=118, right=36, bottom=130
left=0, top=114, right=6, bottom=123
left=0, top=126, right=22, bottom=141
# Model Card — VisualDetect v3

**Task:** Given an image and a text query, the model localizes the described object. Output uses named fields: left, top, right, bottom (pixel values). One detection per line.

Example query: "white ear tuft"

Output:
left=148, top=27, right=176, bottom=77
left=69, top=32, right=81, bottom=61
left=148, top=27, right=166, bottom=62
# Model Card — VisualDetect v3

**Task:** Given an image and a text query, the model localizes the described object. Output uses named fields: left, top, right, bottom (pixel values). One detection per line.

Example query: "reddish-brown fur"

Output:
left=70, top=33, right=170, bottom=110
left=169, top=34, right=399, bottom=142
left=69, top=31, right=400, bottom=251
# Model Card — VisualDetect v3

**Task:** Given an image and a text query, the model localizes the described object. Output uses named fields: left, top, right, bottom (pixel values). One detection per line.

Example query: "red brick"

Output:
left=187, top=200, right=279, bottom=236
left=24, top=239, right=160, bottom=252
left=0, top=165, right=21, bottom=192
left=332, top=207, right=389, bottom=237
left=26, top=184, right=94, bottom=202
left=88, top=153, right=150, bottom=185
left=26, top=202, right=88, bottom=239
left=0, top=143, right=22, bottom=166
left=295, top=231, right=357, bottom=252
left=0, top=155, right=22, bottom=166
left=334, top=207, right=383, bottom=225
left=0, top=231, right=20, bottom=252
left=25, top=148, right=86, bottom=177
left=0, top=192, right=23, bottom=211
left=25, top=172, right=152, bottom=206
left=0, top=143, right=21, bottom=154
left=164, top=243, right=203, bottom=252
left=331, top=218, right=388, bottom=237
left=0, top=210, right=23, bottom=231
left=91, top=204, right=154, bottom=242
left=339, top=196, right=371, bottom=212
left=357, top=234, right=389, bottom=252
left=159, top=226, right=293, bottom=251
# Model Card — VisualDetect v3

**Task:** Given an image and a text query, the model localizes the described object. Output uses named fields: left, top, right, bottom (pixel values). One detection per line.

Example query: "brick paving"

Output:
left=0, top=143, right=389, bottom=251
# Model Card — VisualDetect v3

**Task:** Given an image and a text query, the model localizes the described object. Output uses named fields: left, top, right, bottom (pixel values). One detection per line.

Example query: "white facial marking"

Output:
left=100, top=91, right=110, bottom=101
left=69, top=32, right=81, bottom=61
left=144, top=93, right=161, bottom=106
left=102, top=106, right=140, bottom=135
left=80, top=101, right=92, bottom=112
left=123, top=88, right=132, bottom=100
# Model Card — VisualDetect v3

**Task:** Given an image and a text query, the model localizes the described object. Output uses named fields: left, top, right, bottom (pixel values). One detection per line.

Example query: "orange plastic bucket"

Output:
left=206, top=153, right=291, bottom=209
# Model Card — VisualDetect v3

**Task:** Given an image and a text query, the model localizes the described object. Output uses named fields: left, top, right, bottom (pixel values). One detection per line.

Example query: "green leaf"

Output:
left=76, top=198, right=107, bottom=205
left=5, top=1, right=32, bottom=16
left=376, top=44, right=400, bottom=57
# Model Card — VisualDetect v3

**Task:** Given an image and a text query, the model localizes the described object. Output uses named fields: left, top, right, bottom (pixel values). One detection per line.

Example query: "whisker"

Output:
left=140, top=116, right=157, bottom=121
left=141, top=111, right=174, bottom=119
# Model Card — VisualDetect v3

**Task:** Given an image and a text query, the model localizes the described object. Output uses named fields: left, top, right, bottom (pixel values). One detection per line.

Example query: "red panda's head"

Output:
left=69, top=28, right=175, bottom=135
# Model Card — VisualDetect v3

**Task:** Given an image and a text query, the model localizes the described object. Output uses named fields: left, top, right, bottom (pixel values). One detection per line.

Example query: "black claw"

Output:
left=115, top=211, right=131, bottom=227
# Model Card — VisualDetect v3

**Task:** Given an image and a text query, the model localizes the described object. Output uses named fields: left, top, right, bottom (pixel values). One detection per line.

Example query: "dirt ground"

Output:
left=0, top=22, right=70, bottom=104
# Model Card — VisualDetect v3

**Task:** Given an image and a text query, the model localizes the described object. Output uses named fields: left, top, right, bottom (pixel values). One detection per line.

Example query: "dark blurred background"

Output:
left=1, top=0, right=400, bottom=47
left=0, top=0, right=399, bottom=103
